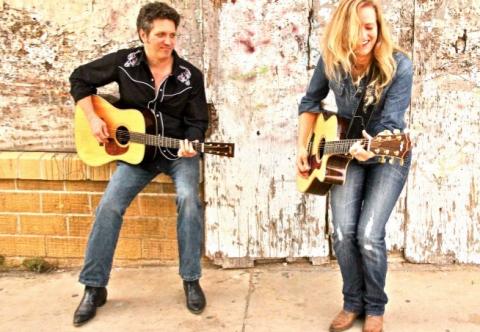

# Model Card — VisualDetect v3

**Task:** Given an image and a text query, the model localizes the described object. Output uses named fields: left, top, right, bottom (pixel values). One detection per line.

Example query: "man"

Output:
left=69, top=2, right=208, bottom=326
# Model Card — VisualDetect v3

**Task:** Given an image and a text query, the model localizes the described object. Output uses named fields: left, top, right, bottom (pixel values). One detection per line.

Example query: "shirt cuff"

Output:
left=185, top=127, right=204, bottom=142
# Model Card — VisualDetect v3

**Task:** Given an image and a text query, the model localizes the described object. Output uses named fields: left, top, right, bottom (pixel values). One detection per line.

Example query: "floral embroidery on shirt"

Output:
left=177, top=65, right=191, bottom=86
left=124, top=50, right=142, bottom=67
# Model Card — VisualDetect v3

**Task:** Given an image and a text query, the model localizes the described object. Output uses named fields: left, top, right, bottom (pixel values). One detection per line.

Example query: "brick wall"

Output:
left=0, top=151, right=188, bottom=267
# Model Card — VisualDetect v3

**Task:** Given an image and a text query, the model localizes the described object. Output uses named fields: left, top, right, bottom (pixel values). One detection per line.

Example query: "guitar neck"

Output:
left=128, top=131, right=203, bottom=152
left=324, top=138, right=368, bottom=155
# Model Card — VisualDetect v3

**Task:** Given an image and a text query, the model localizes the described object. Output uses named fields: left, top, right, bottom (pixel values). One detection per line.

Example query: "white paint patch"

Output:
left=318, top=7, right=333, bottom=22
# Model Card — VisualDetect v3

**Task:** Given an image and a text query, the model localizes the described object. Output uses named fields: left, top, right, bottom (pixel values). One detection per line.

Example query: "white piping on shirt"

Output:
left=163, top=87, right=192, bottom=97
left=118, top=67, right=155, bottom=90
left=147, top=76, right=169, bottom=109
left=157, top=79, right=179, bottom=160
left=118, top=67, right=190, bottom=161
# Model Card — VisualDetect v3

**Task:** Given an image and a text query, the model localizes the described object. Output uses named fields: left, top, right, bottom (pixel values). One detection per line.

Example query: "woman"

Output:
left=297, top=1, right=413, bottom=331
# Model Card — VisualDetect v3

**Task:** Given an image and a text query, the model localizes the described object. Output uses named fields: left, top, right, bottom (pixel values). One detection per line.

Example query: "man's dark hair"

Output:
left=136, top=2, right=180, bottom=42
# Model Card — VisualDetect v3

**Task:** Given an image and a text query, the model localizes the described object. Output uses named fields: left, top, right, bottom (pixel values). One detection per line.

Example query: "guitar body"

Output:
left=296, top=113, right=352, bottom=195
left=140, top=107, right=160, bottom=163
left=75, top=96, right=234, bottom=167
left=75, top=96, right=148, bottom=166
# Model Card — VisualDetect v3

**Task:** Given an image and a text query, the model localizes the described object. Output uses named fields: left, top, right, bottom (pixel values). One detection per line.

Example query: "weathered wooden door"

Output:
left=203, top=0, right=480, bottom=266
left=404, top=0, right=480, bottom=264
left=204, top=1, right=330, bottom=267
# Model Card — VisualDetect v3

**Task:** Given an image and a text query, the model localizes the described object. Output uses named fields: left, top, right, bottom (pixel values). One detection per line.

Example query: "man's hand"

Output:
left=178, top=139, right=198, bottom=158
left=77, top=96, right=109, bottom=144
left=88, top=115, right=109, bottom=144
left=296, top=146, right=310, bottom=178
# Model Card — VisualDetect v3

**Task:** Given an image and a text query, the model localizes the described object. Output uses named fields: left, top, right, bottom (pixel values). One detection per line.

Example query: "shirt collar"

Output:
left=139, top=47, right=182, bottom=75
left=171, top=50, right=184, bottom=77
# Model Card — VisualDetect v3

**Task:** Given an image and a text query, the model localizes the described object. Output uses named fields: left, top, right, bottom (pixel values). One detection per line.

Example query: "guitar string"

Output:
left=110, top=129, right=234, bottom=156
left=110, top=128, right=396, bottom=156
left=113, top=130, right=395, bottom=153
left=112, top=129, right=203, bottom=150
left=317, top=138, right=405, bottom=155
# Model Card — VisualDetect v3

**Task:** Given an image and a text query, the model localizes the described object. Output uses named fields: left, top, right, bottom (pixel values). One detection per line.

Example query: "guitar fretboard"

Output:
left=323, top=139, right=369, bottom=155
left=115, top=130, right=203, bottom=151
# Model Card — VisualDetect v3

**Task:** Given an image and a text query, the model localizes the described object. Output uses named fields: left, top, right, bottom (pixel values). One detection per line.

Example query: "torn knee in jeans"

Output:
left=336, top=227, right=344, bottom=241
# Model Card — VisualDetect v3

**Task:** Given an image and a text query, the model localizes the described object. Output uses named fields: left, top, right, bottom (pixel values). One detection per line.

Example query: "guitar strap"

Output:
left=346, top=65, right=377, bottom=139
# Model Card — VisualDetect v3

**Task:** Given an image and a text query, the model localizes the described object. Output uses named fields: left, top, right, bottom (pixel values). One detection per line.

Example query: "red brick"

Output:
left=142, top=182, right=176, bottom=194
left=65, top=181, right=108, bottom=192
left=17, top=152, right=45, bottom=179
left=142, top=239, right=178, bottom=260
left=87, top=163, right=112, bottom=181
left=0, top=192, right=41, bottom=213
left=42, top=193, right=91, bottom=214
left=162, top=218, right=178, bottom=240
left=41, top=153, right=84, bottom=181
left=19, top=215, right=67, bottom=235
left=17, top=180, right=64, bottom=191
left=116, top=238, right=142, bottom=259
left=45, top=237, right=86, bottom=258
left=0, top=215, right=17, bottom=234
left=62, top=154, right=89, bottom=181
left=0, top=152, right=20, bottom=178
left=68, top=216, right=93, bottom=237
left=0, top=180, right=16, bottom=189
left=139, top=195, right=177, bottom=217
left=120, top=217, right=177, bottom=238
left=90, top=194, right=141, bottom=217
left=152, top=173, right=173, bottom=183
left=0, top=235, right=46, bottom=256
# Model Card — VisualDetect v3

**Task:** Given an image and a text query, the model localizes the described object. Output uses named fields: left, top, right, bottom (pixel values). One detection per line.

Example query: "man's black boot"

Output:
left=183, top=280, right=206, bottom=314
left=73, top=286, right=107, bottom=327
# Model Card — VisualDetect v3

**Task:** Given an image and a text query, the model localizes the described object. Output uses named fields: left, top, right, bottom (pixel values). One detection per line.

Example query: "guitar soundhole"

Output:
left=116, top=126, right=130, bottom=145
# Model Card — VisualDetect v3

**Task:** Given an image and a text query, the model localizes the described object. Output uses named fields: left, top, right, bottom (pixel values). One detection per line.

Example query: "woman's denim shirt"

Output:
left=298, top=52, right=413, bottom=137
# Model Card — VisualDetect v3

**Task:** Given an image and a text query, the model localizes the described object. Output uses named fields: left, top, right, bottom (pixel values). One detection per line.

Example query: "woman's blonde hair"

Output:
left=322, top=0, right=401, bottom=100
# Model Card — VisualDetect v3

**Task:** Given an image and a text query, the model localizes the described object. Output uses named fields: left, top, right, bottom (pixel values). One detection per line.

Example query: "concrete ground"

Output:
left=0, top=262, right=479, bottom=332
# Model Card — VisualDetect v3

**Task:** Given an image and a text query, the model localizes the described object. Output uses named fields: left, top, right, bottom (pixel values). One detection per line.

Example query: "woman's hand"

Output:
left=178, top=139, right=198, bottom=158
left=349, top=130, right=376, bottom=161
left=296, top=146, right=310, bottom=178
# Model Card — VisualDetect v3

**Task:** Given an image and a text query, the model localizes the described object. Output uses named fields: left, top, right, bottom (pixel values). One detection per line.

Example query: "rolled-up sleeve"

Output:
left=298, top=56, right=330, bottom=115
left=69, top=52, right=119, bottom=103
left=371, top=57, right=413, bottom=134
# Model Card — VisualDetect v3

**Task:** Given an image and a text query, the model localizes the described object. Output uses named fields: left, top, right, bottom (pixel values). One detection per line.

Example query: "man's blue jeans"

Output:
left=79, top=155, right=203, bottom=287
left=330, top=155, right=410, bottom=316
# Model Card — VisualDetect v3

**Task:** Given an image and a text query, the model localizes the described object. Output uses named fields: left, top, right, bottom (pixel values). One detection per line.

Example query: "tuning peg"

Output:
left=389, top=158, right=395, bottom=165
left=379, top=156, right=386, bottom=164
left=399, top=159, right=404, bottom=166
left=393, top=129, right=400, bottom=134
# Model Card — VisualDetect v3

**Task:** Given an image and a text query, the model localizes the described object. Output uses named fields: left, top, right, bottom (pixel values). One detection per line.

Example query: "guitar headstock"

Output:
left=370, top=133, right=411, bottom=164
left=203, top=142, right=235, bottom=158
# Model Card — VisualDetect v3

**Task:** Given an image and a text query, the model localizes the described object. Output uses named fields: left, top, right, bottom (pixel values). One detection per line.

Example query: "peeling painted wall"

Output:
left=406, top=0, right=480, bottom=263
left=1, top=0, right=479, bottom=264
left=204, top=0, right=330, bottom=266
left=0, top=0, right=204, bottom=151
left=204, top=0, right=480, bottom=265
